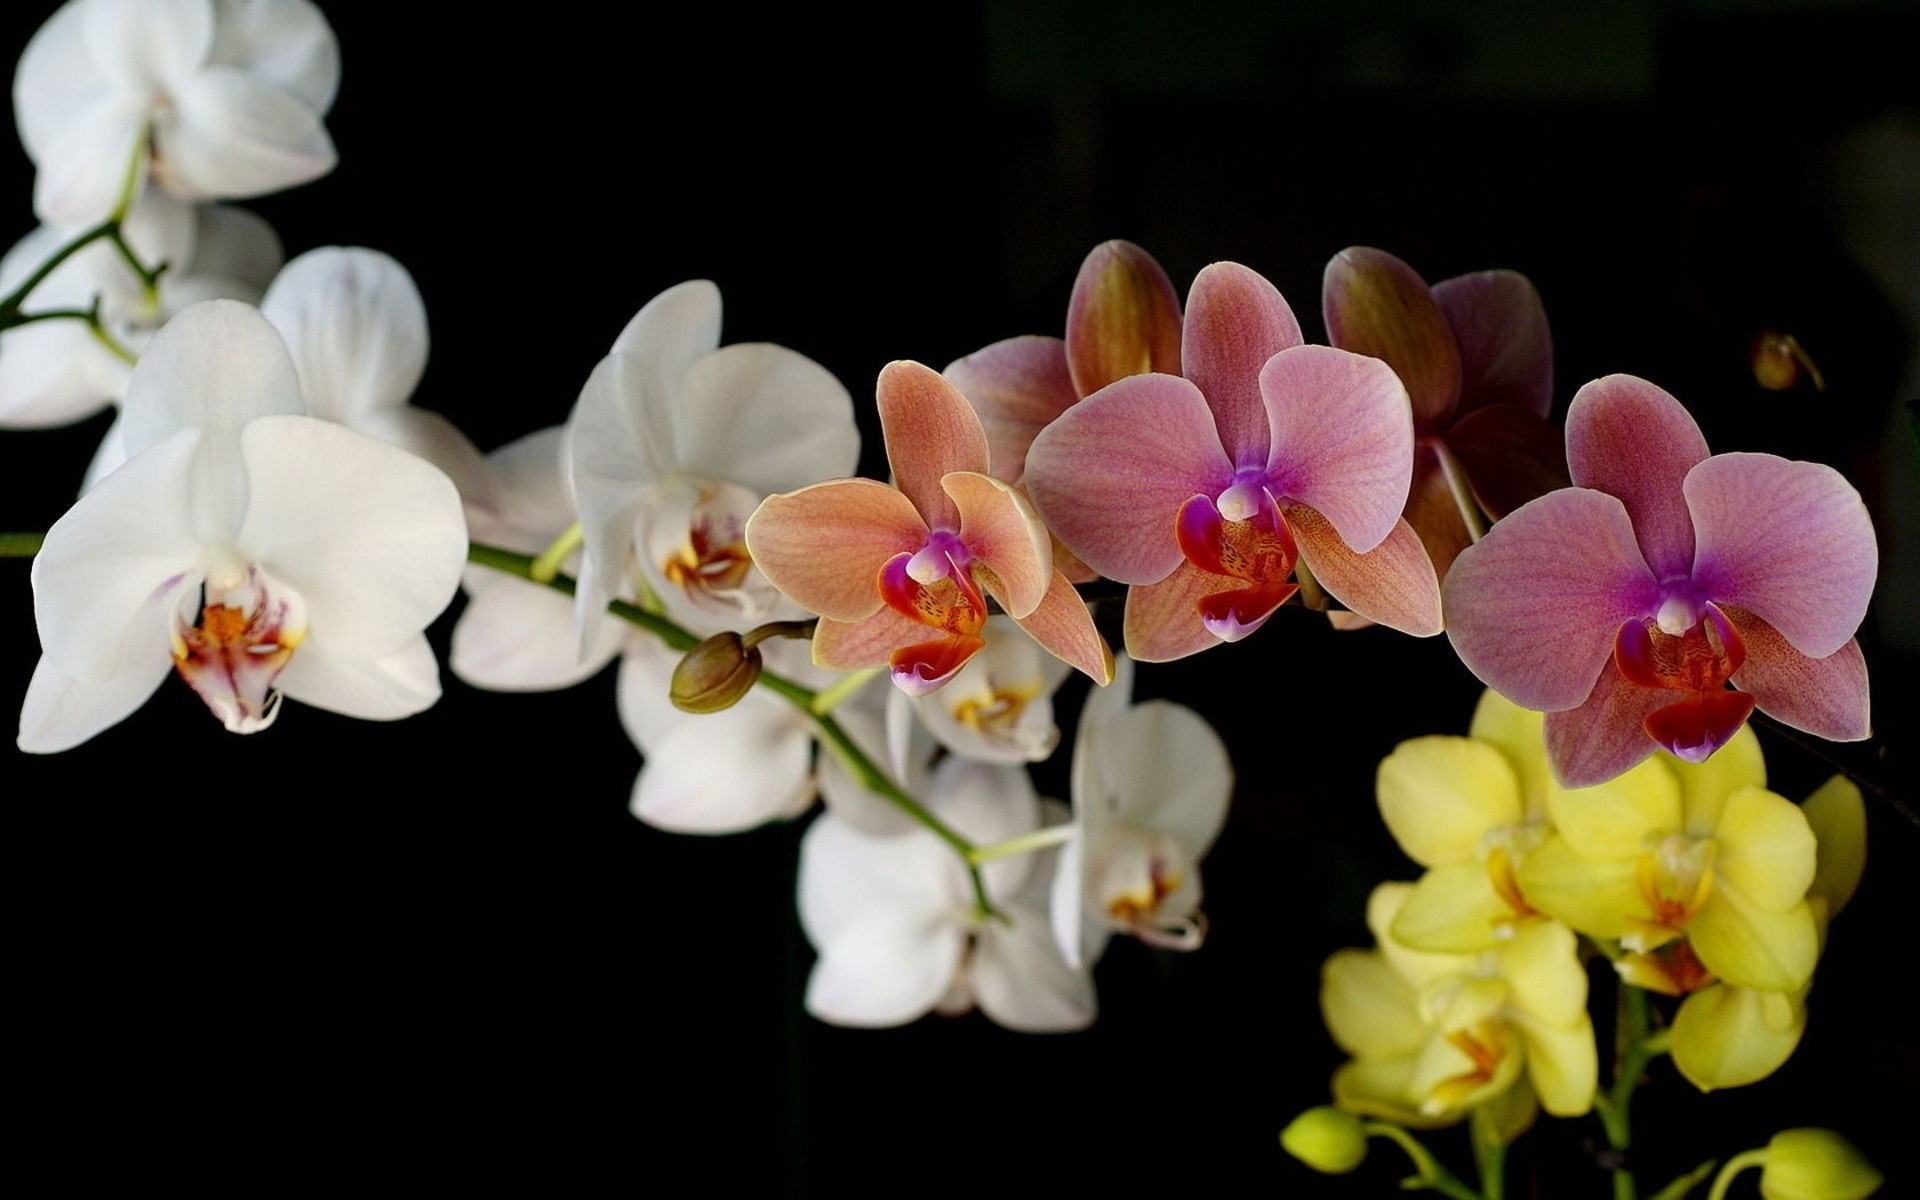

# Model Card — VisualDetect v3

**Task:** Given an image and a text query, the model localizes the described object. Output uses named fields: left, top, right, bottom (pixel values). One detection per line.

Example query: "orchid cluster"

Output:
left=0, top=3, right=1899, bottom=1198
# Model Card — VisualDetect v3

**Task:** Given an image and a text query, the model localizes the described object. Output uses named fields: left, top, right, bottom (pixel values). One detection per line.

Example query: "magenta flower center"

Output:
left=1612, top=604, right=1755, bottom=764
left=877, top=532, right=991, bottom=696
left=1174, top=474, right=1301, bottom=641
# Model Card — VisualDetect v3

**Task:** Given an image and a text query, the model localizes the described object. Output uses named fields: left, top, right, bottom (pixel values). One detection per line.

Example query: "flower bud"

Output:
left=1761, top=1128, right=1883, bottom=1200
left=670, top=632, right=762, bottom=713
left=1280, top=1106, right=1368, bottom=1175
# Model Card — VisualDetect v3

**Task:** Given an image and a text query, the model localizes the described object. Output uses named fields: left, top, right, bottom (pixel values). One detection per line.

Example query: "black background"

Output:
left=2, top=2, right=1917, bottom=1195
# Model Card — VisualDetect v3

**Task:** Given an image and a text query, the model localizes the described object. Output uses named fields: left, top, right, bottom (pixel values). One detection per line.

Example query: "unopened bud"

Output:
left=1761, top=1129, right=1883, bottom=1200
left=1280, top=1106, right=1368, bottom=1175
left=670, top=632, right=763, bottom=713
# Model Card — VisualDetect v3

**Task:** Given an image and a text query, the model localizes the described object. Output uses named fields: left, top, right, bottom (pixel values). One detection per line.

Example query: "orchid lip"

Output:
left=169, top=563, right=309, bottom=734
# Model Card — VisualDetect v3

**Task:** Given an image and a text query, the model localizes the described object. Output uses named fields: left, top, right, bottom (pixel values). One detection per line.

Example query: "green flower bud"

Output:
left=1762, top=1129, right=1883, bottom=1200
left=670, top=632, right=763, bottom=713
left=1280, top=1106, right=1368, bottom=1175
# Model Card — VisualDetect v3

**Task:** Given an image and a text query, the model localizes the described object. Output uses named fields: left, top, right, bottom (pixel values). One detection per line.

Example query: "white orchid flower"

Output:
left=566, top=279, right=859, bottom=645
left=892, top=613, right=1072, bottom=765
left=15, top=0, right=339, bottom=225
left=1050, top=654, right=1233, bottom=968
left=0, top=188, right=280, bottom=431
left=798, top=758, right=1095, bottom=1032
left=18, top=298, right=466, bottom=752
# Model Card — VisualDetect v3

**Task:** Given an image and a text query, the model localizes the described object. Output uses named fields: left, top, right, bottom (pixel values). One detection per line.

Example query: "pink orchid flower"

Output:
left=1444, top=374, right=1875, bottom=788
left=1323, top=246, right=1568, bottom=582
left=1021, top=261, right=1442, bottom=662
left=744, top=360, right=1112, bottom=695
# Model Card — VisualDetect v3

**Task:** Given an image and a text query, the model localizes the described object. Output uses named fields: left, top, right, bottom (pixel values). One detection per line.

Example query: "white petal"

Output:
left=184, top=202, right=284, bottom=291
left=15, top=1, right=110, bottom=168
left=260, top=246, right=426, bottom=426
left=566, top=353, right=660, bottom=648
left=804, top=909, right=965, bottom=1029
left=673, top=343, right=859, bottom=494
left=236, top=414, right=466, bottom=657
left=31, top=426, right=205, bottom=681
left=81, top=414, right=132, bottom=491
left=819, top=680, right=924, bottom=837
left=0, top=318, right=117, bottom=429
left=85, top=0, right=215, bottom=85
left=973, top=900, right=1097, bottom=1033
left=352, top=407, right=496, bottom=513
left=474, top=425, right=575, bottom=546
left=928, top=754, right=1043, bottom=899
left=611, top=278, right=722, bottom=366
left=27, top=91, right=150, bottom=227
left=207, top=0, right=340, bottom=111
left=798, top=810, right=960, bottom=942
left=452, top=571, right=621, bottom=692
left=627, top=697, right=815, bottom=834
left=156, top=65, right=334, bottom=201
left=17, top=645, right=172, bottom=754
left=275, top=633, right=441, bottom=720
left=1095, top=699, right=1233, bottom=852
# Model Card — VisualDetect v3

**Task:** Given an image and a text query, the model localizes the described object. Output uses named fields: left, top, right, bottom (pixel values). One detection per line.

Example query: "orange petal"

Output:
left=877, top=360, right=990, bottom=528
left=1288, top=505, right=1442, bottom=636
left=1065, top=239, right=1182, bottom=397
left=1011, top=570, right=1114, bottom=685
left=945, top=470, right=1052, bottom=618
left=745, top=478, right=925, bottom=621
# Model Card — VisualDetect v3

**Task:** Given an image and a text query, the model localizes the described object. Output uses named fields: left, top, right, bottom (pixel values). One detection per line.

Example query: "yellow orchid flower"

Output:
left=1320, top=883, right=1596, bottom=1129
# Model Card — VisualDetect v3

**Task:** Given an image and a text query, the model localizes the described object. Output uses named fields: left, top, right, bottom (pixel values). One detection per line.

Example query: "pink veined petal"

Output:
left=1024, top=372, right=1233, bottom=585
left=1182, top=261, right=1303, bottom=466
left=1010, top=570, right=1114, bottom=685
left=812, top=605, right=927, bottom=672
left=1262, top=345, right=1414, bottom=554
left=1322, top=246, right=1462, bottom=429
left=1121, top=562, right=1239, bottom=663
left=1288, top=507, right=1442, bottom=636
left=1431, top=269, right=1554, bottom=418
left=1720, top=607, right=1871, bottom=742
left=943, top=335, right=1078, bottom=484
left=877, top=360, right=990, bottom=529
left=1543, top=665, right=1667, bottom=788
left=1564, top=375, right=1708, bottom=580
left=1684, top=452, right=1877, bottom=660
left=1443, top=487, right=1659, bottom=712
left=744, top=479, right=926, bottom=622
left=1065, top=239, right=1183, bottom=397
left=945, top=470, right=1051, bottom=618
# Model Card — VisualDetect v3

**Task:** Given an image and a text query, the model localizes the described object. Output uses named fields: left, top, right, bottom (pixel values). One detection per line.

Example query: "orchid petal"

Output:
left=207, top=0, right=341, bottom=111
left=1563, top=376, right=1708, bottom=579
left=1097, top=699, right=1231, bottom=850
left=1444, top=487, right=1656, bottom=712
left=1515, top=1013, right=1599, bottom=1117
left=1389, top=863, right=1516, bottom=954
left=1290, top=508, right=1441, bottom=636
left=1542, top=665, right=1666, bottom=788
left=673, top=342, right=858, bottom=495
left=1670, top=984, right=1805, bottom=1092
left=1666, top=721, right=1766, bottom=835
left=27, top=93, right=147, bottom=227
left=1024, top=372, right=1232, bottom=584
left=1720, top=611, right=1870, bottom=743
left=30, top=427, right=204, bottom=682
left=972, top=901, right=1097, bottom=1033
left=352, top=407, right=496, bottom=512
left=1432, top=269, right=1553, bottom=418
left=452, top=572, right=622, bottom=692
left=1544, top=754, right=1680, bottom=860
left=804, top=906, right=965, bottom=1029
left=159, top=66, right=335, bottom=201
left=1689, top=889, right=1818, bottom=993
left=236, top=415, right=466, bottom=658
left=1442, top=404, right=1570, bottom=521
left=275, top=633, right=440, bottom=720
left=1122, top=562, right=1238, bottom=663
left=1402, top=450, right=1475, bottom=584
left=1322, top=246, right=1462, bottom=427
left=943, top=335, right=1078, bottom=483
left=1377, top=736, right=1523, bottom=867
left=187, top=202, right=285, bottom=293
left=18, top=650, right=171, bottom=755
left=1262, top=345, right=1414, bottom=553
left=1803, top=775, right=1866, bottom=918
left=1513, top=836, right=1640, bottom=939
left=944, top=470, right=1051, bottom=617
left=1065, top=239, right=1182, bottom=396
left=1685, top=453, right=1877, bottom=660
left=259, top=246, right=426, bottom=426
left=745, top=478, right=925, bottom=621
left=1499, top=919, right=1589, bottom=1029
left=611, top=278, right=722, bottom=364
left=1467, top=690, right=1552, bottom=811
left=1182, top=261, right=1302, bottom=465
left=1009, top=569, right=1113, bottom=685
left=1713, top=786, right=1818, bottom=915
left=0, top=318, right=116, bottom=428
left=468, top=426, right=575, bottom=548
left=1321, top=948, right=1427, bottom=1057
left=876, top=360, right=990, bottom=528
left=811, top=604, right=926, bottom=672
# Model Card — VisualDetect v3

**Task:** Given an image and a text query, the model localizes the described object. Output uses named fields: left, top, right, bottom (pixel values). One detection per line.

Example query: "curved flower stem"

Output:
left=1469, top=1107, right=1506, bottom=1200
left=529, top=522, right=582, bottom=583
left=0, top=221, right=117, bottom=325
left=0, top=532, right=47, bottom=557
left=1596, top=984, right=1670, bottom=1200
left=969, top=823, right=1073, bottom=867
left=1359, top=1121, right=1482, bottom=1200
left=1648, top=1158, right=1721, bottom=1200
left=1703, top=1150, right=1767, bottom=1200
left=465, top=540, right=1002, bottom=920
left=808, top=667, right=880, bottom=716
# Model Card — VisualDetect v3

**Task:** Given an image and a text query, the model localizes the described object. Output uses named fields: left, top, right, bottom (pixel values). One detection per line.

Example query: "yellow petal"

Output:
left=1468, top=689, right=1552, bottom=815
left=1475, top=1073, right=1540, bottom=1145
left=1547, top=755, right=1681, bottom=860
left=1715, top=785, right=1818, bottom=914
left=1369, top=883, right=1477, bottom=992
left=1496, top=919, right=1589, bottom=1028
left=1377, top=736, right=1523, bottom=866
left=1322, top=948, right=1427, bottom=1057
left=1670, top=983, right=1805, bottom=1092
left=1666, top=721, right=1765, bottom=835
left=1391, top=862, right=1517, bottom=954
left=1516, top=1011, right=1599, bottom=1116
left=1515, top=835, right=1641, bottom=940
left=1801, top=776, right=1866, bottom=918
left=1331, top=1055, right=1452, bottom=1129
left=1690, top=887, right=1819, bottom=992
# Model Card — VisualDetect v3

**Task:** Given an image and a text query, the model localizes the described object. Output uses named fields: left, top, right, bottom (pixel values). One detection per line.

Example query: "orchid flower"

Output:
left=797, top=755, right=1095, bottom=1032
left=567, top=280, right=859, bottom=645
left=18, top=299, right=466, bottom=752
left=15, top=0, right=340, bottom=226
left=1320, top=882, right=1596, bottom=1127
left=1444, top=374, right=1876, bottom=787
left=1022, top=261, right=1441, bottom=662
left=451, top=424, right=846, bottom=835
left=1050, top=654, right=1231, bottom=968
left=0, top=189, right=280, bottom=432
left=746, top=359, right=1112, bottom=695
left=1322, top=246, right=1566, bottom=583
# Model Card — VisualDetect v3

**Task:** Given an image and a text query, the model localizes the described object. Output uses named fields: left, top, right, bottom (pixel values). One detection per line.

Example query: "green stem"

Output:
left=465, top=541, right=1000, bottom=918
left=0, top=532, right=46, bottom=557
left=969, top=823, right=1073, bottom=866
left=808, top=667, right=880, bottom=715
left=529, top=522, right=582, bottom=583
left=1600, top=985, right=1669, bottom=1200
left=1648, top=1159, right=1721, bottom=1200
left=0, top=221, right=116, bottom=323
left=1470, top=1106, right=1506, bottom=1200
left=1360, top=1122, right=1482, bottom=1200
left=1704, top=1150, right=1767, bottom=1200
